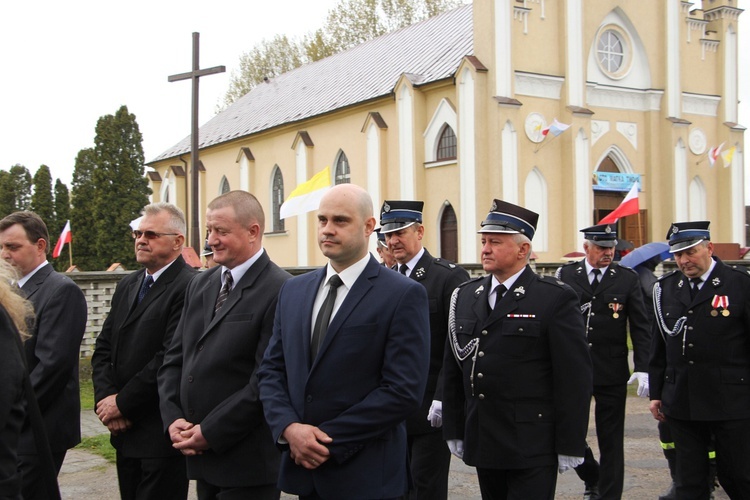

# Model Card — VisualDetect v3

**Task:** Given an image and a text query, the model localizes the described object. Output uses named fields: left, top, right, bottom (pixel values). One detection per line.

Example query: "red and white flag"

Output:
left=707, top=142, right=724, bottom=167
left=52, top=220, right=72, bottom=258
left=597, top=183, right=639, bottom=224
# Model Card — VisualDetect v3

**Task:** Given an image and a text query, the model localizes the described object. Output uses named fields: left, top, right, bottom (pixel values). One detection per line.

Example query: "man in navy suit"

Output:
left=92, top=203, right=197, bottom=499
left=158, top=191, right=291, bottom=500
left=0, top=211, right=87, bottom=500
left=259, top=184, right=430, bottom=500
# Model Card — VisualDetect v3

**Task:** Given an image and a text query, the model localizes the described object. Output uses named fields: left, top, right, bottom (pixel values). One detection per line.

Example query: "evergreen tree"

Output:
left=31, top=165, right=55, bottom=232
left=0, top=165, right=33, bottom=215
left=221, top=0, right=464, bottom=108
left=0, top=171, right=13, bottom=218
left=70, top=148, right=100, bottom=270
left=91, top=105, right=150, bottom=270
left=53, top=179, right=71, bottom=271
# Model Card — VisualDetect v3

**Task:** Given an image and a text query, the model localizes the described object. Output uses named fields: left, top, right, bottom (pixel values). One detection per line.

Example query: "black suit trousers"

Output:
left=116, top=451, right=189, bottom=500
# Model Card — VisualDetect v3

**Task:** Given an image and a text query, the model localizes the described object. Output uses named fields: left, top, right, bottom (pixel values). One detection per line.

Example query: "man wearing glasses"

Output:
left=92, top=202, right=197, bottom=499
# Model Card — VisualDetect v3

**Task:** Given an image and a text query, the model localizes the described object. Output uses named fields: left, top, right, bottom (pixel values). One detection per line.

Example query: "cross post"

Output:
left=168, top=32, right=225, bottom=252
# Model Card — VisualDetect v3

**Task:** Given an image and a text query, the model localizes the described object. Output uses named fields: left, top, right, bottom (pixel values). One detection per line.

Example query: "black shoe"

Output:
left=658, top=481, right=676, bottom=500
left=583, top=483, right=601, bottom=500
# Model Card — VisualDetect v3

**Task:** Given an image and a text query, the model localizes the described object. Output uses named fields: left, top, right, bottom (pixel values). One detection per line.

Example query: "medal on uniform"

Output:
left=711, top=295, right=729, bottom=317
left=609, top=303, right=623, bottom=318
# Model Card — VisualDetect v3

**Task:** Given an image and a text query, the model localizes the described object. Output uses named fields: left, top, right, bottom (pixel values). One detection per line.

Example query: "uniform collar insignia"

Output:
left=475, top=285, right=484, bottom=296
left=610, top=268, right=616, bottom=275
left=415, top=267, right=425, bottom=278
left=514, top=286, right=526, bottom=295
left=678, top=279, right=684, bottom=288
left=712, top=277, right=721, bottom=287
left=449, top=263, right=456, bottom=269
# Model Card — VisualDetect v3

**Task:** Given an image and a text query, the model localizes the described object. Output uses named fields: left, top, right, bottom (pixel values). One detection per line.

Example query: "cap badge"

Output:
left=605, top=226, right=612, bottom=234
left=383, top=202, right=391, bottom=213
left=491, top=200, right=498, bottom=211
left=671, top=225, right=679, bottom=235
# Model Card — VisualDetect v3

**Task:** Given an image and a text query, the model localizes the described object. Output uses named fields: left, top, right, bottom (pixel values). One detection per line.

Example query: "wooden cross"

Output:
left=168, top=32, right=225, bottom=252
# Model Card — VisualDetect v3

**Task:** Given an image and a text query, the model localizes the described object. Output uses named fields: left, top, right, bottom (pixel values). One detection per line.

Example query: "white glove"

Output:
left=427, top=400, right=443, bottom=428
left=557, top=454, right=584, bottom=474
left=627, top=371, right=650, bottom=398
left=447, top=439, right=464, bottom=459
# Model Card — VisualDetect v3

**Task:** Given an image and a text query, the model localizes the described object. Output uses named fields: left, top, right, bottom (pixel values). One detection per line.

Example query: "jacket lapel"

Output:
left=122, top=257, right=187, bottom=329
left=20, top=262, right=53, bottom=299
left=470, top=276, right=493, bottom=324
left=484, top=267, right=533, bottom=328
left=409, top=250, right=432, bottom=282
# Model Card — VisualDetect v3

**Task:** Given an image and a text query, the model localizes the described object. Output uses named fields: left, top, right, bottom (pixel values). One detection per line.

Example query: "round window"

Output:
left=596, top=26, right=631, bottom=79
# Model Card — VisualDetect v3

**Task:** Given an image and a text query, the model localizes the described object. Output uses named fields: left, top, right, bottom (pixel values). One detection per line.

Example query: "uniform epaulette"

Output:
left=614, top=263, right=638, bottom=275
left=456, top=275, right=484, bottom=289
left=433, top=258, right=463, bottom=271
left=728, top=264, right=750, bottom=278
left=656, top=269, right=680, bottom=281
left=537, top=274, right=568, bottom=288
left=561, top=260, right=579, bottom=267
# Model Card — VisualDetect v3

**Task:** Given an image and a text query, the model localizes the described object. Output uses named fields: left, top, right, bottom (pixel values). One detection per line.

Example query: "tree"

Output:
left=0, top=171, right=14, bottom=218
left=221, top=0, right=464, bottom=108
left=0, top=164, right=33, bottom=217
left=70, top=148, right=99, bottom=270
left=53, top=179, right=71, bottom=271
left=90, top=105, right=150, bottom=270
left=31, top=165, right=55, bottom=232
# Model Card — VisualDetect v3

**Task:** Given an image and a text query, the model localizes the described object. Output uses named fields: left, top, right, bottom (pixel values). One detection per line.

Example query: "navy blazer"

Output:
left=158, top=250, right=291, bottom=487
left=92, top=256, right=197, bottom=457
left=19, top=263, right=87, bottom=454
left=258, top=255, right=430, bottom=499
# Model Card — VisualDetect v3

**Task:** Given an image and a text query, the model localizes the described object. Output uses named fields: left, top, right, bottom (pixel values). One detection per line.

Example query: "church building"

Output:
left=147, top=0, right=745, bottom=267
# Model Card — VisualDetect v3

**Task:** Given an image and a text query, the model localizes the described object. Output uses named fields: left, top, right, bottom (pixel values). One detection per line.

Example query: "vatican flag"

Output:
left=280, top=167, right=331, bottom=219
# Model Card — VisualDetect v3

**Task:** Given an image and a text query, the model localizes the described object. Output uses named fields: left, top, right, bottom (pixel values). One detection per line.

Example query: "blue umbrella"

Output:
left=620, top=242, right=671, bottom=268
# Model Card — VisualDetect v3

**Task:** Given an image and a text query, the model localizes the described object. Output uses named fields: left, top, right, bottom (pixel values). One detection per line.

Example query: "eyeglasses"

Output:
left=132, top=230, right=179, bottom=240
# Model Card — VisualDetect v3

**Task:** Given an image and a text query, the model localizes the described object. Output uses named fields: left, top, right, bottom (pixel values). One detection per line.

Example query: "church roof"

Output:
left=151, top=3, right=473, bottom=163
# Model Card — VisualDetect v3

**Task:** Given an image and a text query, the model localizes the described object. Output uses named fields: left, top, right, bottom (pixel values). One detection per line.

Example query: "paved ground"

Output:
left=60, top=396, right=729, bottom=499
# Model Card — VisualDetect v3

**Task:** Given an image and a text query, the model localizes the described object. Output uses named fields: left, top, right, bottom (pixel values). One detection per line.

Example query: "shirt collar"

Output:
left=324, top=253, right=370, bottom=291
left=491, top=266, right=526, bottom=295
left=399, top=247, right=425, bottom=277
left=222, top=247, right=265, bottom=288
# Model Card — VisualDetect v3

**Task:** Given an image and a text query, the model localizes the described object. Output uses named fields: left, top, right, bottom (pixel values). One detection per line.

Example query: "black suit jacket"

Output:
left=649, top=258, right=750, bottom=421
left=442, top=267, right=592, bottom=469
left=19, top=263, right=87, bottom=454
left=91, top=256, right=197, bottom=457
left=158, top=250, right=291, bottom=487
left=556, top=260, right=651, bottom=386
left=404, top=249, right=469, bottom=435
left=0, top=305, right=26, bottom=496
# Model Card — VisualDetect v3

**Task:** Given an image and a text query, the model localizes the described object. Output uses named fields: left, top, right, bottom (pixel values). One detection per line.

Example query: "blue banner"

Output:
left=593, top=172, right=641, bottom=192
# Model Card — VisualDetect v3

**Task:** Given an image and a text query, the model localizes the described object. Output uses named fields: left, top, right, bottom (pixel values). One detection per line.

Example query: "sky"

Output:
left=1, top=1, right=748, bottom=195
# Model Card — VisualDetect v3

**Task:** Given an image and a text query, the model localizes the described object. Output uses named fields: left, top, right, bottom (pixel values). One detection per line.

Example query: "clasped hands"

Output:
left=168, top=418, right=210, bottom=456
left=282, top=422, right=333, bottom=470
left=95, top=394, right=132, bottom=436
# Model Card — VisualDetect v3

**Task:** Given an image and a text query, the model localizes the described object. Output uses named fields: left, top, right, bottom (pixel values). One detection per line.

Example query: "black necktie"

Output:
left=214, top=271, right=233, bottom=314
left=311, top=275, right=343, bottom=361
left=137, top=275, right=154, bottom=304
left=491, top=284, right=507, bottom=310
left=591, top=269, right=601, bottom=293
left=690, top=277, right=702, bottom=300
left=399, top=264, right=408, bottom=276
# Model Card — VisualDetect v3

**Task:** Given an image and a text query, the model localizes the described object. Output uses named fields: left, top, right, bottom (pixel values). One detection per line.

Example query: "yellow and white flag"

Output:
left=721, top=146, right=736, bottom=168
left=279, top=167, right=331, bottom=219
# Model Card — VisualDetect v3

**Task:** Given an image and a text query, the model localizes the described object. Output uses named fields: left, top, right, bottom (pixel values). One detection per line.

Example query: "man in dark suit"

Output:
left=258, top=184, right=430, bottom=500
left=379, top=199, right=469, bottom=500
left=556, top=224, right=651, bottom=499
left=442, top=199, right=592, bottom=500
left=0, top=211, right=87, bottom=500
left=649, top=221, right=750, bottom=499
left=92, top=202, right=197, bottom=499
left=158, top=190, right=291, bottom=500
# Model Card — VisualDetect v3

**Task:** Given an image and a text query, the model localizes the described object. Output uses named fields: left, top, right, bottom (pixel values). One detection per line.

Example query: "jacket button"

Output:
left=478, top=394, right=485, bottom=400
left=518, top=328, right=524, bottom=332
left=688, top=326, right=693, bottom=330
left=306, top=395, right=313, bottom=403
left=588, top=343, right=593, bottom=347
left=688, top=360, right=694, bottom=365
left=188, top=376, right=194, bottom=383
left=591, top=312, right=595, bottom=316
left=688, top=343, right=694, bottom=348
left=481, top=330, right=488, bottom=336
left=477, top=373, right=484, bottom=379
left=538, top=413, right=543, bottom=418
left=478, top=351, right=485, bottom=357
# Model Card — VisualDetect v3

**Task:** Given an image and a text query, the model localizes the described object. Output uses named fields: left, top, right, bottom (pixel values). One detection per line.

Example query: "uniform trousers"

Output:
left=18, top=450, right=66, bottom=500
left=574, top=384, right=626, bottom=499
left=476, top=464, right=557, bottom=500
left=115, top=451, right=189, bottom=500
left=668, top=416, right=750, bottom=499
left=405, top=430, right=451, bottom=500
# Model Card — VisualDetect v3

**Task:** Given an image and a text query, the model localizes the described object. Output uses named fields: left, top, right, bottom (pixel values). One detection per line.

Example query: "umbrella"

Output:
left=620, top=242, right=671, bottom=268
left=615, top=239, right=634, bottom=251
left=561, top=251, right=585, bottom=262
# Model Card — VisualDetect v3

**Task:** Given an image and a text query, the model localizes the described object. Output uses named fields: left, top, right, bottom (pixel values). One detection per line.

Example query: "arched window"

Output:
left=335, top=151, right=351, bottom=185
left=436, top=125, right=457, bottom=161
left=272, top=166, right=285, bottom=232
left=219, top=176, right=231, bottom=195
left=439, top=202, right=459, bottom=262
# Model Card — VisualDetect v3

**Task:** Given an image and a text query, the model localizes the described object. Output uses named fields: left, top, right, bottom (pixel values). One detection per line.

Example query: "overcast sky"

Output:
left=1, top=1, right=747, bottom=197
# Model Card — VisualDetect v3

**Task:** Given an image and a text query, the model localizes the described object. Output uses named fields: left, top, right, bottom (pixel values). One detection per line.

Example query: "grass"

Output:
left=77, top=358, right=116, bottom=462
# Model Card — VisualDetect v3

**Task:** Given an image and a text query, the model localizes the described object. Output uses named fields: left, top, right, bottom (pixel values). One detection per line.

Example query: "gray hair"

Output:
left=143, top=202, right=186, bottom=235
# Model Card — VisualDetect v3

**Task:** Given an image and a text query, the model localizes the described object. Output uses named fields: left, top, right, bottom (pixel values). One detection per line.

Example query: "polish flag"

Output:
left=52, top=220, right=72, bottom=258
left=707, top=142, right=724, bottom=167
left=598, top=183, right=639, bottom=224
left=542, top=118, right=570, bottom=137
